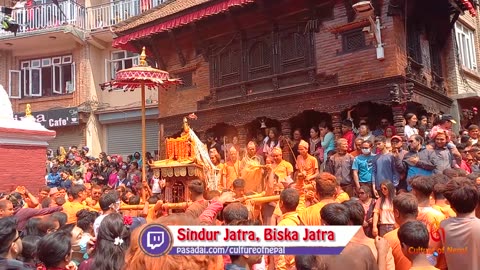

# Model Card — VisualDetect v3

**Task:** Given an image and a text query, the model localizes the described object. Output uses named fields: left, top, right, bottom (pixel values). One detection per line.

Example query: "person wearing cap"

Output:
left=431, top=128, right=455, bottom=174
left=266, top=147, right=294, bottom=225
left=70, top=155, right=85, bottom=175
left=430, top=114, right=456, bottom=141
left=296, top=140, right=319, bottom=183
left=429, top=114, right=462, bottom=166
left=49, top=187, right=59, bottom=198
left=46, top=165, right=61, bottom=188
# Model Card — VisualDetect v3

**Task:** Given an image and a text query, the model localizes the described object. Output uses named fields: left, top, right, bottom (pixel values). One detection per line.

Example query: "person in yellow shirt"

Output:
left=384, top=193, right=419, bottom=270
left=398, top=221, right=439, bottom=270
left=410, top=176, right=446, bottom=270
left=265, top=147, right=294, bottom=225
left=431, top=175, right=456, bottom=218
left=334, top=184, right=350, bottom=203
left=84, top=184, right=102, bottom=208
left=223, top=147, right=240, bottom=190
left=62, top=185, right=96, bottom=224
left=296, top=140, right=319, bottom=183
left=274, top=188, right=301, bottom=270
left=295, top=172, right=337, bottom=226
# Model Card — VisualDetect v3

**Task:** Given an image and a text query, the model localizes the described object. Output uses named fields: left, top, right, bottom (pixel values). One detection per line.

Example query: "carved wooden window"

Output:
left=215, top=46, right=241, bottom=87
left=248, top=40, right=273, bottom=80
left=429, top=43, right=442, bottom=76
left=209, top=26, right=314, bottom=88
left=175, top=71, right=194, bottom=90
left=342, top=29, right=366, bottom=53
left=407, top=22, right=422, bottom=64
left=281, top=32, right=306, bottom=61
left=279, top=30, right=310, bottom=72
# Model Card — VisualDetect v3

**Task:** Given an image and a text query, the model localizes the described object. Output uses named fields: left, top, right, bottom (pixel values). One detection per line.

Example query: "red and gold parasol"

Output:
left=100, top=47, right=181, bottom=183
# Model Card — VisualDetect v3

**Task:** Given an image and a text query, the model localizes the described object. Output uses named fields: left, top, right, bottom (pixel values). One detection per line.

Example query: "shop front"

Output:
left=98, top=107, right=160, bottom=159
left=14, top=107, right=84, bottom=152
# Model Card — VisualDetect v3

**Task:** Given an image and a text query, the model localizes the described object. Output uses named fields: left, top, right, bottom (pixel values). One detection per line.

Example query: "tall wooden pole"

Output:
left=141, top=83, right=147, bottom=183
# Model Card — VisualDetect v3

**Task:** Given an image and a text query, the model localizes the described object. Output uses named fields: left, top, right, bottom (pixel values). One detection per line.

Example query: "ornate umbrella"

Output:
left=100, top=47, right=181, bottom=184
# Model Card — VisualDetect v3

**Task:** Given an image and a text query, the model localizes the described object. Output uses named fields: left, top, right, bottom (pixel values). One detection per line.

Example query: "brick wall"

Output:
left=0, top=145, right=46, bottom=193
left=316, top=3, right=404, bottom=85
left=157, top=34, right=210, bottom=118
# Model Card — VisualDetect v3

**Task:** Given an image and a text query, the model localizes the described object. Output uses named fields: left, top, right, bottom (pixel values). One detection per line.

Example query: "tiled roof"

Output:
left=114, top=0, right=211, bottom=33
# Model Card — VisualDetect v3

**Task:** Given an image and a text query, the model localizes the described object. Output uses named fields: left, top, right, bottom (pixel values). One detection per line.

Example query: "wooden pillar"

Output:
left=141, top=83, right=147, bottom=182
left=280, top=120, right=292, bottom=163
left=392, top=105, right=405, bottom=137
left=237, top=125, right=248, bottom=146
left=158, top=123, right=165, bottom=160
left=237, top=125, right=248, bottom=158
left=331, top=112, right=342, bottom=139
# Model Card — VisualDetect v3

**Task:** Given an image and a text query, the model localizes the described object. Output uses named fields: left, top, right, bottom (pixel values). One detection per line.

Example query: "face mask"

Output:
left=361, top=149, right=370, bottom=155
left=122, top=165, right=127, bottom=170
left=73, top=235, right=90, bottom=254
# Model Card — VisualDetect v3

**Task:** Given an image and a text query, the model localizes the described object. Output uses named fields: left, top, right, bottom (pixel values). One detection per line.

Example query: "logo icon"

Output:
left=139, top=224, right=173, bottom=256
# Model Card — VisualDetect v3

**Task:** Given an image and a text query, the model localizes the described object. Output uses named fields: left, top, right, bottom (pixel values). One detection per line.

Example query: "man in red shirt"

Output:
left=342, top=120, right=355, bottom=153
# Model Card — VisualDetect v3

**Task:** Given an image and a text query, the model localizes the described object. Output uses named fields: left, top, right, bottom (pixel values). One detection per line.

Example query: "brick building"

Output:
left=447, top=9, right=480, bottom=130
left=110, top=0, right=477, bottom=159
left=1, top=0, right=478, bottom=159
left=0, top=0, right=169, bottom=157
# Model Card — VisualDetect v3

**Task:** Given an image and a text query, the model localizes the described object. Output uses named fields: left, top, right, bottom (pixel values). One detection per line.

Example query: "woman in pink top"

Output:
left=373, top=181, right=396, bottom=237
left=108, top=165, right=119, bottom=187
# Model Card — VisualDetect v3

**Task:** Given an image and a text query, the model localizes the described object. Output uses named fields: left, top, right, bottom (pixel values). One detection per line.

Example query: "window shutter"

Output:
left=8, top=70, right=21, bottom=99
left=67, top=62, right=76, bottom=93
left=29, top=67, right=42, bottom=97
left=53, top=65, right=62, bottom=94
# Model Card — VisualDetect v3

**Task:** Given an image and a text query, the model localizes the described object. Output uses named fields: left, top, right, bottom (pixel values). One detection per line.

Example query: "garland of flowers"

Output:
left=462, top=106, right=478, bottom=121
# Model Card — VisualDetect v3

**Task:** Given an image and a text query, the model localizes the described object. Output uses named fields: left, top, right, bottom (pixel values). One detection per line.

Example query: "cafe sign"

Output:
left=14, top=107, right=79, bottom=128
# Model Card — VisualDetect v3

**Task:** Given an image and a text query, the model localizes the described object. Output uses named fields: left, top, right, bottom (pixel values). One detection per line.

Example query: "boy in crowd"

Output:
left=398, top=221, right=439, bottom=270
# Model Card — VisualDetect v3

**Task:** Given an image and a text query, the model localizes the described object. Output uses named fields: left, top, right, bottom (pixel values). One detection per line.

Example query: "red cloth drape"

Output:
left=113, top=0, right=255, bottom=50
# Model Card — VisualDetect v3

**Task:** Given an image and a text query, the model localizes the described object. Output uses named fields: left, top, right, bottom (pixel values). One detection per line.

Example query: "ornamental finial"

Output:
left=25, top=104, right=33, bottom=118
left=140, top=47, right=147, bottom=66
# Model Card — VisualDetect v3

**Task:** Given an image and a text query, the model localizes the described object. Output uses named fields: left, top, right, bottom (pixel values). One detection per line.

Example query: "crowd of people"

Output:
left=0, top=111, right=479, bottom=270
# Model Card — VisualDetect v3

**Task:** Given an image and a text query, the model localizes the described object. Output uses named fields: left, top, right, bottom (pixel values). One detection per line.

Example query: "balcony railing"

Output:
left=0, top=0, right=169, bottom=37
left=86, top=0, right=168, bottom=31
left=0, top=1, right=85, bottom=36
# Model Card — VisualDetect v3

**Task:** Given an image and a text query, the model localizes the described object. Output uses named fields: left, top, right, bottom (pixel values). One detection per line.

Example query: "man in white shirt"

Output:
left=93, top=191, right=120, bottom=236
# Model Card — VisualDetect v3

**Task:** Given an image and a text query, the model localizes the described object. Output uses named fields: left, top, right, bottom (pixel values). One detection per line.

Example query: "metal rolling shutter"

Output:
left=48, top=126, right=84, bottom=153
left=106, top=120, right=159, bottom=158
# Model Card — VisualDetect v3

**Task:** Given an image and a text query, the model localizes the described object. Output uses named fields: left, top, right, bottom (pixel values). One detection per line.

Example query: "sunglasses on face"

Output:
left=361, top=147, right=370, bottom=149
left=408, top=140, right=414, bottom=143
left=358, top=192, right=366, bottom=195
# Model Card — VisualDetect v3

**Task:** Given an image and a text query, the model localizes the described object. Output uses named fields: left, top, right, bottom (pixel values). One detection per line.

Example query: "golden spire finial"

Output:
left=140, top=46, right=147, bottom=66
left=25, top=104, right=33, bottom=118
